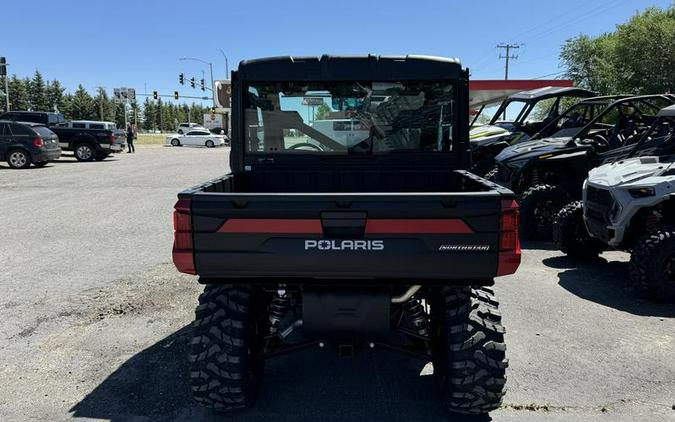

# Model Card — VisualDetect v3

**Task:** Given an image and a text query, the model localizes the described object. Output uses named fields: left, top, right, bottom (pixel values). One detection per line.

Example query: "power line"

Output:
left=497, top=44, right=520, bottom=80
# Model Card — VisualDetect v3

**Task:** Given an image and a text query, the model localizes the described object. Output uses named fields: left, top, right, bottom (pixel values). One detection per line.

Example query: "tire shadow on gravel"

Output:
left=70, top=325, right=493, bottom=422
left=553, top=259, right=675, bottom=317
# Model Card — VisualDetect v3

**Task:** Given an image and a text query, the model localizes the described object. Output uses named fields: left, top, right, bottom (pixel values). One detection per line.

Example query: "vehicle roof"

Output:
left=237, top=54, right=464, bottom=82
left=0, top=119, right=45, bottom=127
left=1, top=110, right=60, bottom=115
left=70, top=120, right=115, bottom=124
left=508, top=86, right=595, bottom=100
left=658, top=104, right=675, bottom=117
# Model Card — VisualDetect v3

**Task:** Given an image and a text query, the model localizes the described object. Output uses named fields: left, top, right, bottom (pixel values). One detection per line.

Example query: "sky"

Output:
left=1, top=0, right=672, bottom=105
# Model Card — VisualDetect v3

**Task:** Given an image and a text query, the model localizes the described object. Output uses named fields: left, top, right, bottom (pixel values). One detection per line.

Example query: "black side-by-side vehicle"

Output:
left=172, top=55, right=521, bottom=416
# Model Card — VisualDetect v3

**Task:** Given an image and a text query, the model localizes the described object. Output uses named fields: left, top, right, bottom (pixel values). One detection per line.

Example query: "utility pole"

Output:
left=1, top=57, right=9, bottom=112
left=497, top=44, right=520, bottom=80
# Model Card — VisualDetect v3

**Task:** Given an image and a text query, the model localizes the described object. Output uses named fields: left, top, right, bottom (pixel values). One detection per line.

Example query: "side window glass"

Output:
left=11, top=124, right=32, bottom=136
left=72, top=123, right=86, bottom=129
left=0, top=123, right=7, bottom=136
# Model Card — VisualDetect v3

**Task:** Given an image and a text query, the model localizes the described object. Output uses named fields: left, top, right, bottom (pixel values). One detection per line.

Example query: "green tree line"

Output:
left=1, top=70, right=209, bottom=131
left=561, top=5, right=675, bottom=95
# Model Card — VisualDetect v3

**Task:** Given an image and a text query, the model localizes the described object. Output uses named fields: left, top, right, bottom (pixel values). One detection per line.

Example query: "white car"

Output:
left=166, top=129, right=227, bottom=148
left=176, top=123, right=206, bottom=134
left=309, top=119, right=370, bottom=148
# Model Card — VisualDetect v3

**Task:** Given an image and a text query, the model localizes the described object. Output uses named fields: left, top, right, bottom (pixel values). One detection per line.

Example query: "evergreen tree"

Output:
left=30, top=70, right=48, bottom=111
left=66, top=84, right=97, bottom=119
left=46, top=80, right=66, bottom=113
left=143, top=98, right=156, bottom=131
left=93, top=87, right=117, bottom=122
left=7, top=75, right=31, bottom=111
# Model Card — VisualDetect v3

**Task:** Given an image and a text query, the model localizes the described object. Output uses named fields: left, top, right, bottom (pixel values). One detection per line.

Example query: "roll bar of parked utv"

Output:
left=620, top=106, right=675, bottom=161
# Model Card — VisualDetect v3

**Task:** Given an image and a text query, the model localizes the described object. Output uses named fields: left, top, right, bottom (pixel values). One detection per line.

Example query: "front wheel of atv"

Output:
left=438, top=287, right=507, bottom=415
left=189, top=285, right=264, bottom=411
left=520, top=184, right=570, bottom=240
left=553, top=201, right=605, bottom=258
left=629, top=229, right=675, bottom=303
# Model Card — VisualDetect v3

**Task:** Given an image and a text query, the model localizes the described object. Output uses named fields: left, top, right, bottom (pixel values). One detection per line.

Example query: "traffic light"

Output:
left=190, top=77, right=195, bottom=88
left=152, top=90, right=158, bottom=100
left=179, top=73, right=184, bottom=85
left=200, top=79, right=205, bottom=91
left=174, top=91, right=179, bottom=100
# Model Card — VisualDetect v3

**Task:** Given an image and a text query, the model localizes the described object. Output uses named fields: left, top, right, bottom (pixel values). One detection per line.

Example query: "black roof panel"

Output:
left=237, top=54, right=465, bottom=82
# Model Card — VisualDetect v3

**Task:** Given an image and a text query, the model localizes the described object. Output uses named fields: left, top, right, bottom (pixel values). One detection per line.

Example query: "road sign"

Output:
left=113, top=87, right=136, bottom=103
left=214, top=80, right=231, bottom=110
left=302, top=97, right=324, bottom=106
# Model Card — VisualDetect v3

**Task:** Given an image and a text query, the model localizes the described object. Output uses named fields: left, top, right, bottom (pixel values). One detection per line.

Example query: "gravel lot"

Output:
left=0, top=146, right=673, bottom=422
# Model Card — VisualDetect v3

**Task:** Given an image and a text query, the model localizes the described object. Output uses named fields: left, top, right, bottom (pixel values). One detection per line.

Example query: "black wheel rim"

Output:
left=534, top=200, right=559, bottom=235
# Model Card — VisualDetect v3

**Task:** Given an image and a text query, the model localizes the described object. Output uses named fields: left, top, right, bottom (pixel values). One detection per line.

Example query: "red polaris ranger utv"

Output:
left=172, top=55, right=520, bottom=415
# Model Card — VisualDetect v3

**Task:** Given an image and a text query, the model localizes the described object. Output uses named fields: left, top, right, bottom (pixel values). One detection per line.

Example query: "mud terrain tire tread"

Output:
left=189, top=285, right=261, bottom=411
left=440, top=286, right=507, bottom=415
left=553, top=201, right=605, bottom=258
left=519, top=184, right=570, bottom=240
left=629, top=228, right=675, bottom=303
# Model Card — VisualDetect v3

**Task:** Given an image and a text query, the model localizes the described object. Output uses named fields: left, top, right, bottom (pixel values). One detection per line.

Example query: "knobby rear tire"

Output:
left=439, top=287, right=507, bottom=415
left=189, top=285, right=264, bottom=411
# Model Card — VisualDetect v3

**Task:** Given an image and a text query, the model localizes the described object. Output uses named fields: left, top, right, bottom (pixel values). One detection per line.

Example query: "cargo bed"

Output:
left=175, top=169, right=518, bottom=282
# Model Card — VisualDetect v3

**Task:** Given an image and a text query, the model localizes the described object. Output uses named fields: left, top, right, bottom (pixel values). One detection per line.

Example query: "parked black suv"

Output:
left=0, top=111, right=126, bottom=161
left=0, top=120, right=61, bottom=168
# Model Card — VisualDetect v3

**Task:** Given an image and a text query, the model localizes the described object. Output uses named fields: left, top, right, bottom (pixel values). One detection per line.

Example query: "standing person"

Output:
left=126, top=124, right=135, bottom=153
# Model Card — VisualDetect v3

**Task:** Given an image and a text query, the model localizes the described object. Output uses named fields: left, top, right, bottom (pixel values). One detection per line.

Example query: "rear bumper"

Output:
left=101, top=143, right=125, bottom=152
left=33, top=148, right=62, bottom=162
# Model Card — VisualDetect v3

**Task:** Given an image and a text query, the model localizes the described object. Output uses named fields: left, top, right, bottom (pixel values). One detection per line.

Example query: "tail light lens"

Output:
left=109, top=134, right=116, bottom=144
left=172, top=198, right=196, bottom=274
left=33, top=137, right=44, bottom=148
left=497, top=199, right=521, bottom=276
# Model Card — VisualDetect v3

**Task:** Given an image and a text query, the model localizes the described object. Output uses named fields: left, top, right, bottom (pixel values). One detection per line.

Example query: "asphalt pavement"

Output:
left=0, top=146, right=673, bottom=422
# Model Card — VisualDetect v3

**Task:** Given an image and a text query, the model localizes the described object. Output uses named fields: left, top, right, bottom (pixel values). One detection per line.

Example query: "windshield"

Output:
left=244, top=81, right=456, bottom=155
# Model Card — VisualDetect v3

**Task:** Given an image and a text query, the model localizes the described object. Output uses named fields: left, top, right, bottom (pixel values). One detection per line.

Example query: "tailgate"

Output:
left=188, top=191, right=511, bottom=282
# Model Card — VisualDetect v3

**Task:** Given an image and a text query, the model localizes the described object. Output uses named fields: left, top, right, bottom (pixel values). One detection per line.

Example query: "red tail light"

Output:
left=172, top=198, right=196, bottom=274
left=497, top=199, right=521, bottom=276
left=33, top=137, right=44, bottom=148
left=108, top=134, right=116, bottom=144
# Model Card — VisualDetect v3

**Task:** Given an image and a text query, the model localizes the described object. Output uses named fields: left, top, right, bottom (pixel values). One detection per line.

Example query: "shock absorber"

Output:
left=268, top=288, right=290, bottom=334
left=404, top=298, right=429, bottom=336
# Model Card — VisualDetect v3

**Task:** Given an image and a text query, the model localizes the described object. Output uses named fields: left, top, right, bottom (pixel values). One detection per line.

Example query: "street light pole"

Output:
left=218, top=49, right=229, bottom=77
left=179, top=57, right=215, bottom=108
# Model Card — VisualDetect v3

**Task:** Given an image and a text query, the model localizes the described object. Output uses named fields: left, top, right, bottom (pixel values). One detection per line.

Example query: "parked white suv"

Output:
left=177, top=123, right=206, bottom=134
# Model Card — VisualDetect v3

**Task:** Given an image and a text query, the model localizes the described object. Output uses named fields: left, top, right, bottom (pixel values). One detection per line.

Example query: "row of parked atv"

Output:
left=471, top=89, right=675, bottom=302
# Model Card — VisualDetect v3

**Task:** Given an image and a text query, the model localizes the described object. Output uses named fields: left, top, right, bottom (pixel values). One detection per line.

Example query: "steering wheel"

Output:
left=288, top=142, right=324, bottom=152
left=590, top=134, right=610, bottom=149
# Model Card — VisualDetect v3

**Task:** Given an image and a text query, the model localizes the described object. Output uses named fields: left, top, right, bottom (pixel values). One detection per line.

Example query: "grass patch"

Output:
left=136, top=133, right=168, bottom=145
